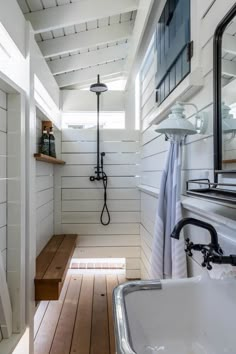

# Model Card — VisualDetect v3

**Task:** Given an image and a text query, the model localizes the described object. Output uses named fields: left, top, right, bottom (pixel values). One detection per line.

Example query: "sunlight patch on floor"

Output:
left=12, top=329, right=29, bottom=354
left=70, top=258, right=126, bottom=274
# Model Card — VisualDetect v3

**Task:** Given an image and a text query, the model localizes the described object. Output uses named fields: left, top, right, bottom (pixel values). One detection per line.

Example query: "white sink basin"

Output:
left=113, top=276, right=236, bottom=354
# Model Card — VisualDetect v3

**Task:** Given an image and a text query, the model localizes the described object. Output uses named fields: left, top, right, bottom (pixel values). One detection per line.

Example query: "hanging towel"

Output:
left=0, top=251, right=12, bottom=338
left=151, top=136, right=187, bottom=279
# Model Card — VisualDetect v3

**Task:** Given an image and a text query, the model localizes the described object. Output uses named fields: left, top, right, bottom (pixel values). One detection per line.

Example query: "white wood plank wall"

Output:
left=0, top=90, right=7, bottom=342
left=56, top=128, right=141, bottom=278
left=0, top=90, right=7, bottom=275
left=35, top=118, right=54, bottom=255
left=137, top=0, right=236, bottom=279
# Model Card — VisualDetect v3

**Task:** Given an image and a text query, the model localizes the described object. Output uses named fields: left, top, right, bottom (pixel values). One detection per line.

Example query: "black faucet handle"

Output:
left=185, top=238, right=194, bottom=257
left=201, top=251, right=213, bottom=270
left=185, top=239, right=210, bottom=257
left=202, top=261, right=212, bottom=271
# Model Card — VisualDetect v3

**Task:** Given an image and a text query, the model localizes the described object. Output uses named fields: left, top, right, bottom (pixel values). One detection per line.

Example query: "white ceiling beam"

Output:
left=39, top=22, right=133, bottom=58
left=56, top=60, right=124, bottom=88
left=70, top=73, right=125, bottom=90
left=222, top=59, right=236, bottom=77
left=48, top=43, right=129, bottom=75
left=25, top=0, right=139, bottom=33
left=222, top=33, right=236, bottom=55
left=124, top=0, right=154, bottom=87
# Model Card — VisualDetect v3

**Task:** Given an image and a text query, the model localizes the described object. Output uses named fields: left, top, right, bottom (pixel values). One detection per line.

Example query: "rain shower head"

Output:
left=90, top=74, right=108, bottom=94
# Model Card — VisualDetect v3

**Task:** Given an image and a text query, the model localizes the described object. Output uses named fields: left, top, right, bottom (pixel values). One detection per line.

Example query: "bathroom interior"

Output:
left=0, top=0, right=236, bottom=353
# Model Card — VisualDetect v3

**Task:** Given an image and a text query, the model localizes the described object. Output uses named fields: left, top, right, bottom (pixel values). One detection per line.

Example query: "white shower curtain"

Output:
left=151, top=136, right=187, bottom=279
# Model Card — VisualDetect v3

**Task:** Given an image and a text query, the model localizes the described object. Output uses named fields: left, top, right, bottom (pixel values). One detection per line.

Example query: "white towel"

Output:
left=151, top=136, right=187, bottom=279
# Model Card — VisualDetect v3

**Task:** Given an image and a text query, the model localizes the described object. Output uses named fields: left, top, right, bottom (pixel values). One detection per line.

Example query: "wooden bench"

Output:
left=35, top=234, right=77, bottom=301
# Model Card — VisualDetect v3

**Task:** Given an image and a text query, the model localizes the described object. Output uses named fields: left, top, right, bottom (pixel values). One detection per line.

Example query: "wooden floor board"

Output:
left=34, top=275, right=71, bottom=354
left=90, top=275, right=110, bottom=354
left=34, top=301, right=49, bottom=339
left=118, top=274, right=127, bottom=284
left=106, top=275, right=118, bottom=354
left=34, top=271, right=127, bottom=354
left=70, top=275, right=94, bottom=354
left=50, top=275, right=82, bottom=354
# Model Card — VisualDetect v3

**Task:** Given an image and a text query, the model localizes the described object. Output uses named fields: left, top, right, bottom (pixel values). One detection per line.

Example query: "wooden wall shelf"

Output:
left=34, top=153, right=65, bottom=165
left=222, top=159, right=236, bottom=164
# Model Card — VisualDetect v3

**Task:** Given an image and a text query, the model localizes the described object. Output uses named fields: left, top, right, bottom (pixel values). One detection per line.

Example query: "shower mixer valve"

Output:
left=89, top=151, right=110, bottom=226
left=90, top=152, right=106, bottom=181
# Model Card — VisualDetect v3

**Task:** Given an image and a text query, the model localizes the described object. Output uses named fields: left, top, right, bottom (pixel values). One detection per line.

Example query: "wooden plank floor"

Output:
left=34, top=272, right=127, bottom=354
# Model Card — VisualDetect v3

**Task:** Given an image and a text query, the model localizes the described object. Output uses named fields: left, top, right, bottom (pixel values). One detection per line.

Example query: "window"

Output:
left=155, top=0, right=191, bottom=105
left=62, top=111, right=125, bottom=129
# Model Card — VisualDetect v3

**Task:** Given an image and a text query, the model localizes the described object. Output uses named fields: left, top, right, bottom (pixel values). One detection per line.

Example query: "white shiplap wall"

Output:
left=136, top=0, right=236, bottom=279
left=35, top=118, right=54, bottom=256
left=0, top=90, right=7, bottom=274
left=0, top=89, right=7, bottom=343
left=56, top=128, right=141, bottom=278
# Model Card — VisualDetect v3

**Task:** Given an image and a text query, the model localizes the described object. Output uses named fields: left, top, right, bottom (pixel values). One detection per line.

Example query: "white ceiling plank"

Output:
left=35, top=33, right=42, bottom=42
left=25, top=0, right=139, bottom=33
left=87, top=20, right=98, bottom=31
left=222, top=59, right=236, bottom=77
left=125, top=0, right=154, bottom=87
left=17, top=0, right=30, bottom=13
left=40, top=31, right=54, bottom=40
left=49, top=43, right=128, bottom=75
left=110, top=14, right=120, bottom=25
left=52, top=55, right=61, bottom=60
left=64, top=25, right=76, bottom=36
left=121, top=12, right=133, bottom=22
left=39, top=22, right=133, bottom=58
left=56, top=60, right=124, bottom=87
left=26, top=0, right=44, bottom=11
left=42, top=0, right=57, bottom=8
left=99, top=17, right=109, bottom=28
left=222, top=33, right=236, bottom=55
left=56, top=0, right=70, bottom=5
left=60, top=53, right=70, bottom=58
left=52, top=28, right=65, bottom=38
left=75, top=22, right=86, bottom=33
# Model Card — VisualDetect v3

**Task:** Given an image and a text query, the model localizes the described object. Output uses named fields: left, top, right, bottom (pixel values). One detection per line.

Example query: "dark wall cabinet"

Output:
left=156, top=0, right=191, bottom=105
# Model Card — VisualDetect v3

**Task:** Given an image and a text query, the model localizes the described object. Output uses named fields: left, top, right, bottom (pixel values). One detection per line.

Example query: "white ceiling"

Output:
left=17, top=0, right=141, bottom=89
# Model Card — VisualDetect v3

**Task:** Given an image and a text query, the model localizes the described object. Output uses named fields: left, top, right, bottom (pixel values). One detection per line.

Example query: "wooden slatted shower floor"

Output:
left=34, top=272, right=127, bottom=354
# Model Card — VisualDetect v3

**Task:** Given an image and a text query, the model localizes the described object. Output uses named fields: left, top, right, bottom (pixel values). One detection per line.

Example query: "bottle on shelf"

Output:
left=40, top=126, right=49, bottom=155
left=49, top=126, right=56, bottom=158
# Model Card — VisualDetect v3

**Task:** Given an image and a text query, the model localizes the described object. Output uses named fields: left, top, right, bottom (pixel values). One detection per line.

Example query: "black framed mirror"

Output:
left=186, top=3, right=236, bottom=204
left=214, top=3, right=236, bottom=181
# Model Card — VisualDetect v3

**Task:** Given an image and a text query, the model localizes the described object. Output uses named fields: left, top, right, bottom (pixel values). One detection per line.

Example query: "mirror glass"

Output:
left=221, top=17, right=236, bottom=170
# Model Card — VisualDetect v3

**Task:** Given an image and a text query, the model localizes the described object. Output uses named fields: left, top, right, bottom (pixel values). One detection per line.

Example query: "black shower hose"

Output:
left=100, top=170, right=111, bottom=226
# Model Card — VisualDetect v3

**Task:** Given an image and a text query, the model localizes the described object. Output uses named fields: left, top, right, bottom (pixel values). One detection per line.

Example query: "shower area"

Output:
left=56, top=84, right=141, bottom=279
left=33, top=78, right=140, bottom=354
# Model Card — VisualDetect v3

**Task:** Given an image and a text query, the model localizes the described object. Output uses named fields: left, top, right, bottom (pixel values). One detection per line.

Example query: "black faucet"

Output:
left=171, top=217, right=222, bottom=253
left=171, top=217, right=236, bottom=270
